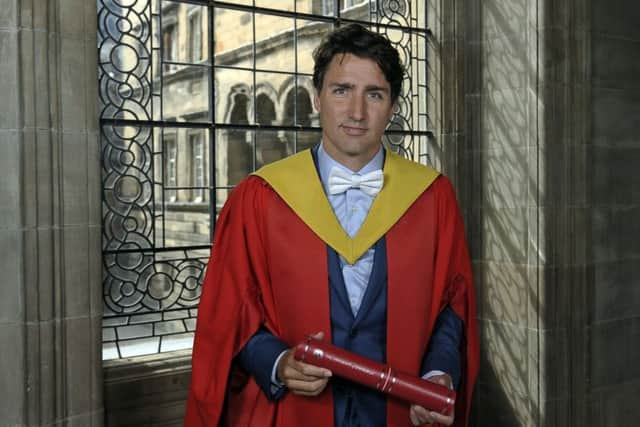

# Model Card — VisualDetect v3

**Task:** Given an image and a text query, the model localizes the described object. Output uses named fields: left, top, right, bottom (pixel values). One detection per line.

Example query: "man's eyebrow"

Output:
left=327, top=82, right=389, bottom=93
left=327, top=82, right=354, bottom=88
left=364, top=85, right=390, bottom=93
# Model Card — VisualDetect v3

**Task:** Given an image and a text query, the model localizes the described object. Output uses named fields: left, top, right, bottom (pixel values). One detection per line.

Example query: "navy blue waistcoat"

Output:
left=328, top=238, right=388, bottom=427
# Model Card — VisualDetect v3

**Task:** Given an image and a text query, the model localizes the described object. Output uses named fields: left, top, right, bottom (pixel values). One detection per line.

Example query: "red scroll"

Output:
left=294, top=338, right=455, bottom=415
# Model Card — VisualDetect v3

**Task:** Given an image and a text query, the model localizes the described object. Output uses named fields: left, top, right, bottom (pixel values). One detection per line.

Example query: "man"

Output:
left=185, top=24, right=478, bottom=426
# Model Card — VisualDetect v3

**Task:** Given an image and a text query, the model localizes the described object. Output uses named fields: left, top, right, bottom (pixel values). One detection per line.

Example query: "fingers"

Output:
left=410, top=405, right=431, bottom=425
left=276, top=336, right=332, bottom=396
left=410, top=404, right=454, bottom=426
left=279, top=350, right=332, bottom=380
left=310, top=331, right=325, bottom=340
left=428, top=374, right=453, bottom=389
left=428, top=410, right=454, bottom=426
left=286, top=377, right=329, bottom=396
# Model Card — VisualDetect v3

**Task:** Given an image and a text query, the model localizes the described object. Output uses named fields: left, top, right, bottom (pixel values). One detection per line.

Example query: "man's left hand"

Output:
left=409, top=374, right=454, bottom=426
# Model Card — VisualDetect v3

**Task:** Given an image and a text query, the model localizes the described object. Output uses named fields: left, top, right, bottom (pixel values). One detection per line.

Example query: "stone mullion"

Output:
left=8, top=0, right=104, bottom=425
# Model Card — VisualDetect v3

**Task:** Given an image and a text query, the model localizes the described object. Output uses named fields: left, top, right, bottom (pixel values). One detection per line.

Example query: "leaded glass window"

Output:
left=98, top=0, right=432, bottom=360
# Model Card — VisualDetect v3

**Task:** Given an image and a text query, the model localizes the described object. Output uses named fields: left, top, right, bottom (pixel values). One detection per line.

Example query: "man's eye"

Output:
left=333, top=87, right=347, bottom=95
left=369, top=92, right=383, bottom=100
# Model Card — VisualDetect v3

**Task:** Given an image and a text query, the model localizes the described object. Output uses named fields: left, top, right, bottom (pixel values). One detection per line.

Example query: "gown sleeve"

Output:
left=184, top=176, right=273, bottom=427
left=432, top=176, right=480, bottom=427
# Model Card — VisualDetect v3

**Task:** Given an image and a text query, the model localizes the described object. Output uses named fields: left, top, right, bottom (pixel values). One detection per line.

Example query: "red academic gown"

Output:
left=185, top=150, right=479, bottom=427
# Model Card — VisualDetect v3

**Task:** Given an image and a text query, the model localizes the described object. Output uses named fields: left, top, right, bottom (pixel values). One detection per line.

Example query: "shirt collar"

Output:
left=317, top=142, right=385, bottom=195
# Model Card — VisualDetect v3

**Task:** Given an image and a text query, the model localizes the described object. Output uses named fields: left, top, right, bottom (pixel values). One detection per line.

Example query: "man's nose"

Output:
left=348, top=93, right=366, bottom=121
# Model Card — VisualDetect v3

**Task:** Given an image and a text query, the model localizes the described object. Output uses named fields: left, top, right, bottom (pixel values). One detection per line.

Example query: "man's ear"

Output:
left=313, top=90, right=321, bottom=112
left=388, top=100, right=398, bottom=121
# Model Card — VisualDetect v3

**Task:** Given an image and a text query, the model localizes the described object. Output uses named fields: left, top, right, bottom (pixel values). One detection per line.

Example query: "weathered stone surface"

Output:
left=475, top=320, right=534, bottom=426
left=481, top=206, right=529, bottom=264
left=593, top=0, right=640, bottom=41
left=0, top=30, right=19, bottom=128
left=87, top=131, right=102, bottom=226
left=482, top=0, right=529, bottom=40
left=590, top=318, right=634, bottom=388
left=0, top=0, right=17, bottom=28
left=60, top=0, right=85, bottom=38
left=593, top=37, right=640, bottom=90
left=0, top=229, right=23, bottom=323
left=593, top=146, right=640, bottom=205
left=592, top=206, right=640, bottom=263
left=60, top=37, right=87, bottom=131
left=482, top=146, right=529, bottom=208
left=62, top=131, right=89, bottom=226
left=593, top=259, right=640, bottom=321
left=0, top=130, right=21, bottom=228
left=65, top=317, right=94, bottom=416
left=479, top=261, right=530, bottom=326
left=36, top=129, right=55, bottom=227
left=0, top=322, right=25, bottom=426
left=592, top=87, right=640, bottom=149
left=63, top=226, right=90, bottom=318
left=598, top=380, right=640, bottom=427
left=483, top=33, right=530, bottom=91
left=483, top=88, right=530, bottom=149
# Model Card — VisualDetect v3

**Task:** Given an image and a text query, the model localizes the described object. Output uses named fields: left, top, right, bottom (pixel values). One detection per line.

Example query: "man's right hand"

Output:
left=276, top=332, right=332, bottom=396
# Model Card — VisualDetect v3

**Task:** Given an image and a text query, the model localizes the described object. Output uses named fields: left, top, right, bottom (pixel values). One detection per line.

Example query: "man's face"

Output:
left=314, top=53, right=396, bottom=171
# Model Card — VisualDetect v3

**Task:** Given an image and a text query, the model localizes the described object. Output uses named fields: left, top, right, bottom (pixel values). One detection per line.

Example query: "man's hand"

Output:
left=409, top=374, right=454, bottom=426
left=276, top=332, right=332, bottom=396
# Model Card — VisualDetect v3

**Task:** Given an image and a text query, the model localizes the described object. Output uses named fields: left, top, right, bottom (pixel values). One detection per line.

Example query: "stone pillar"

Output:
left=0, top=0, right=103, bottom=425
left=464, top=0, right=545, bottom=424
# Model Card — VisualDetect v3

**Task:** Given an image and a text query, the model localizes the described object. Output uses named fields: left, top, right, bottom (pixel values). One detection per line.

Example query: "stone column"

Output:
left=0, top=0, right=103, bottom=425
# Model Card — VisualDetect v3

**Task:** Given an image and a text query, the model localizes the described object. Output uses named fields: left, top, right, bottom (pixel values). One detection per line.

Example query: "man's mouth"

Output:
left=341, top=125, right=367, bottom=136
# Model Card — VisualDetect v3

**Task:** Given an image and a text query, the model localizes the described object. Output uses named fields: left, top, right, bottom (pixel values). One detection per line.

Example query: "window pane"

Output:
left=215, top=68, right=254, bottom=124
left=256, top=130, right=293, bottom=168
left=162, top=64, right=211, bottom=122
left=187, top=5, right=209, bottom=64
left=214, top=8, right=253, bottom=67
left=280, top=79, right=317, bottom=127
left=215, top=0, right=252, bottom=5
left=295, top=130, right=322, bottom=152
left=339, top=0, right=371, bottom=19
left=217, top=129, right=254, bottom=186
left=296, top=20, right=333, bottom=74
left=255, top=0, right=295, bottom=12
left=295, top=0, right=323, bottom=15
left=255, top=14, right=295, bottom=72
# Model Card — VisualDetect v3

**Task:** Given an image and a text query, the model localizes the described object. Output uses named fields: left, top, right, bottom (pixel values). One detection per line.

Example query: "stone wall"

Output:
left=588, top=0, right=640, bottom=423
left=460, top=0, right=640, bottom=426
left=0, top=0, right=103, bottom=426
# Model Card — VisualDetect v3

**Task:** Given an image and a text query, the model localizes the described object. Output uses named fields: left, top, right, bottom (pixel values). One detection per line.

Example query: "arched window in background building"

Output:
left=226, top=89, right=252, bottom=185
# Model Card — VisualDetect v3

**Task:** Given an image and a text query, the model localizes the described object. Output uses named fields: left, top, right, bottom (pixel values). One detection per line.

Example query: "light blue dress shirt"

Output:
left=316, top=143, right=385, bottom=316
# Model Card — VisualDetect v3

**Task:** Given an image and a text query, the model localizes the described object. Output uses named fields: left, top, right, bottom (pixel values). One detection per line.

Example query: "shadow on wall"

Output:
left=464, top=0, right=544, bottom=425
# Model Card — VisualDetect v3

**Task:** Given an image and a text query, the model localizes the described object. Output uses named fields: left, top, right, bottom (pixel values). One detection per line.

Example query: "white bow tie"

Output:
left=328, top=166, right=384, bottom=197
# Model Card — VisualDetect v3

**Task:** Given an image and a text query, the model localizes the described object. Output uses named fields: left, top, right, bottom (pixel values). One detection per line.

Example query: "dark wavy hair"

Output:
left=312, top=24, right=404, bottom=103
